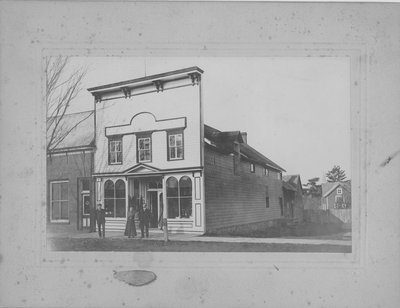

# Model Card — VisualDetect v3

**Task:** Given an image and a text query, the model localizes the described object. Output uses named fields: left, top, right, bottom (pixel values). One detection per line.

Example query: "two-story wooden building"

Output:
left=86, top=67, right=287, bottom=234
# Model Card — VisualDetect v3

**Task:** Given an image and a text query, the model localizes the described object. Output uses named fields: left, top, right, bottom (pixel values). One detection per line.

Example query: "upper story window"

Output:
left=278, top=173, right=282, bottom=180
left=264, top=168, right=269, bottom=176
left=250, top=163, right=255, bottom=173
left=337, top=188, right=343, bottom=194
left=168, top=131, right=184, bottom=160
left=137, top=135, right=152, bottom=163
left=109, top=136, right=122, bottom=165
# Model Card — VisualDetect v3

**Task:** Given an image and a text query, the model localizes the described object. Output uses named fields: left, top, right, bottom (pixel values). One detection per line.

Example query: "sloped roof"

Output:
left=283, top=174, right=303, bottom=192
left=322, top=181, right=351, bottom=198
left=283, top=181, right=297, bottom=192
left=204, top=124, right=285, bottom=172
left=47, top=111, right=95, bottom=151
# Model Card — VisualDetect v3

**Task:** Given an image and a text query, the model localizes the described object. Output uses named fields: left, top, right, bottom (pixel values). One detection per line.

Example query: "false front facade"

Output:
left=89, top=67, right=205, bottom=234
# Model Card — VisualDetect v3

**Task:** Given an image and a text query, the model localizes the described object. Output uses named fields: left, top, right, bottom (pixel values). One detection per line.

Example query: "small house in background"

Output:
left=282, top=175, right=304, bottom=222
left=47, top=111, right=95, bottom=233
left=321, top=181, right=351, bottom=209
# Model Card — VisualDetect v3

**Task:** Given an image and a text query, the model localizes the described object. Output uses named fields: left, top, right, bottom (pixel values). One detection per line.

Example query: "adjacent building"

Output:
left=321, top=181, right=351, bottom=209
left=282, top=175, right=304, bottom=221
left=47, top=111, right=95, bottom=232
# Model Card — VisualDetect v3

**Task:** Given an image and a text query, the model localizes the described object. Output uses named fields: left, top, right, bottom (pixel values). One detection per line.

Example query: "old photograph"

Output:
left=46, top=56, right=352, bottom=253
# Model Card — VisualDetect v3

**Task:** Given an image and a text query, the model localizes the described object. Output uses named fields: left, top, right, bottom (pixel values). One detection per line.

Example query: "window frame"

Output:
left=137, top=134, right=152, bottom=163
left=279, top=197, right=283, bottom=216
left=49, top=180, right=69, bottom=223
left=337, top=188, right=343, bottom=194
left=166, top=176, right=193, bottom=219
left=104, top=179, right=127, bottom=218
left=250, top=163, right=255, bottom=173
left=264, top=168, right=269, bottom=176
left=167, top=130, right=184, bottom=161
left=265, top=186, right=270, bottom=208
left=108, top=136, right=123, bottom=165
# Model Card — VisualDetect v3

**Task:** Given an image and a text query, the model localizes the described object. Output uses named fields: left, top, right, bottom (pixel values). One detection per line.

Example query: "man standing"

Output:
left=139, top=203, right=151, bottom=238
left=95, top=203, right=106, bottom=238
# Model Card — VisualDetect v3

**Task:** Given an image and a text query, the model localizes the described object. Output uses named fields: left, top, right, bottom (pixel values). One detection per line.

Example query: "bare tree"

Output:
left=46, top=56, right=91, bottom=152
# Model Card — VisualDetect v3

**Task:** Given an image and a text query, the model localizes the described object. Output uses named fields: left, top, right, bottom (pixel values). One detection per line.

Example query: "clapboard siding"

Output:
left=204, top=147, right=283, bottom=232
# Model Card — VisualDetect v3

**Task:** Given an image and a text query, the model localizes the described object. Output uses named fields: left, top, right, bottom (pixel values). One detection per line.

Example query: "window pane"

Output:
left=104, top=180, right=115, bottom=198
left=117, top=152, right=122, bottom=163
left=177, top=146, right=183, bottom=158
left=115, top=141, right=121, bottom=151
left=52, top=201, right=60, bottom=219
left=169, top=148, right=175, bottom=159
left=139, top=139, right=144, bottom=149
left=180, top=198, right=192, bottom=218
left=52, top=183, right=60, bottom=201
left=169, top=135, right=175, bottom=146
left=145, top=150, right=151, bottom=161
left=116, top=199, right=126, bottom=217
left=104, top=199, right=114, bottom=217
left=179, top=176, right=192, bottom=197
left=166, top=177, right=178, bottom=197
left=176, top=135, right=182, bottom=146
left=60, top=201, right=69, bottom=219
left=60, top=182, right=68, bottom=200
left=167, top=198, right=179, bottom=218
left=144, top=138, right=150, bottom=149
left=115, top=180, right=126, bottom=198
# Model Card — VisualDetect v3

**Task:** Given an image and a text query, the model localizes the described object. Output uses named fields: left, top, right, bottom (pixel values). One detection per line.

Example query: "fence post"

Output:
left=163, top=218, right=168, bottom=242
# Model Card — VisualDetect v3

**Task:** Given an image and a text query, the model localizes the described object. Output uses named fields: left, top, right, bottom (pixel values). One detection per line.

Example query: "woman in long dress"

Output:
left=124, top=206, right=137, bottom=238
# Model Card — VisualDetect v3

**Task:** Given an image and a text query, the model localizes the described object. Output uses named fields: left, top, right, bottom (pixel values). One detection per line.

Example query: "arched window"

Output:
left=166, top=177, right=179, bottom=219
left=179, top=177, right=192, bottom=218
left=104, top=179, right=126, bottom=218
left=166, top=176, right=192, bottom=219
left=115, top=180, right=126, bottom=218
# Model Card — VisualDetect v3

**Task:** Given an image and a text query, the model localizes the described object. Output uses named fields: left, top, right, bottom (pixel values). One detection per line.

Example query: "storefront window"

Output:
left=166, top=176, right=192, bottom=219
left=104, top=179, right=126, bottom=218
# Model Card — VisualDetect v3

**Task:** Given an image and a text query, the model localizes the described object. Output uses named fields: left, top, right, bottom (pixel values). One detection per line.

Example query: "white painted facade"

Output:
left=89, top=67, right=205, bottom=234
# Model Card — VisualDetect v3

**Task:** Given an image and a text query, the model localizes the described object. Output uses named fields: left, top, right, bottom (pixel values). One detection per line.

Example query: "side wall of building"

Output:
left=204, top=147, right=283, bottom=232
left=47, top=151, right=93, bottom=231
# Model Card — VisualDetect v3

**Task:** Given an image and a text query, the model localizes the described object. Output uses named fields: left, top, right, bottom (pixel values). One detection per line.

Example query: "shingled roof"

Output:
left=47, top=111, right=95, bottom=152
left=204, top=124, right=285, bottom=172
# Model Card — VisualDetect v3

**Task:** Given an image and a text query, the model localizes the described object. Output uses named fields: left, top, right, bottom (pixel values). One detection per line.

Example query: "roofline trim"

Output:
left=87, top=66, right=204, bottom=93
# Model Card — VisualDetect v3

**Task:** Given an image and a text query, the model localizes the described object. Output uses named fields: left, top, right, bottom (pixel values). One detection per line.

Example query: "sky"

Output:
left=64, top=56, right=351, bottom=183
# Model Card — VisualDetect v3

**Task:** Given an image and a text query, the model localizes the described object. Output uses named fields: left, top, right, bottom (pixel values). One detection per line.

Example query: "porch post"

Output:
left=162, top=176, right=168, bottom=242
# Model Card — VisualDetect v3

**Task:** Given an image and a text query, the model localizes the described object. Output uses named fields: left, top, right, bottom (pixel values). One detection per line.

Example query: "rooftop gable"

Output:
left=322, top=181, right=351, bottom=198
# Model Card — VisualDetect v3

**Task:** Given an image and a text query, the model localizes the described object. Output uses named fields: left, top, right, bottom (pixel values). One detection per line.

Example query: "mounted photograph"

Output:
left=46, top=56, right=352, bottom=253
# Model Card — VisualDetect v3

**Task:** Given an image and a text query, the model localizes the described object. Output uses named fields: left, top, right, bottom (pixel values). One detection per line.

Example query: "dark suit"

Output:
left=95, top=208, right=106, bottom=238
left=139, top=208, right=151, bottom=238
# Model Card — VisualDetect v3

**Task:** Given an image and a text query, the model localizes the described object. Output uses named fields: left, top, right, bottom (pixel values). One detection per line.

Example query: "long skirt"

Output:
left=124, top=218, right=137, bottom=237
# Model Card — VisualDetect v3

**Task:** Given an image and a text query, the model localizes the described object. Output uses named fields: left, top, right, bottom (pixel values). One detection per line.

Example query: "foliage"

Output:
left=325, top=165, right=347, bottom=182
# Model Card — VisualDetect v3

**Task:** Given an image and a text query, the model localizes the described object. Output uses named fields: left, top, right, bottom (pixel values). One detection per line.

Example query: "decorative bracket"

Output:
left=188, top=72, right=201, bottom=86
left=153, top=80, right=164, bottom=93
left=94, top=94, right=102, bottom=103
left=121, top=87, right=132, bottom=99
